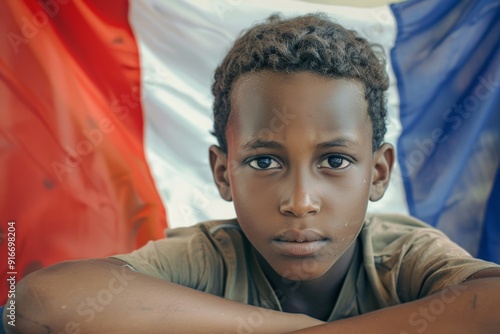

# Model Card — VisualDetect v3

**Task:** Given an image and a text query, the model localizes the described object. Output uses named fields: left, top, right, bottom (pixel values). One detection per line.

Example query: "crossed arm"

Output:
left=3, top=258, right=322, bottom=334
left=290, top=268, right=500, bottom=334
left=3, top=259, right=500, bottom=334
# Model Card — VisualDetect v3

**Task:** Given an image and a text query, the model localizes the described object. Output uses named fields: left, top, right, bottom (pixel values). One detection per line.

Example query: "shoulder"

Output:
left=360, top=213, right=453, bottom=256
left=165, top=219, right=244, bottom=254
left=112, top=219, right=244, bottom=289
left=167, top=219, right=242, bottom=239
left=157, top=219, right=245, bottom=266
left=360, top=213, right=499, bottom=300
left=362, top=212, right=438, bottom=236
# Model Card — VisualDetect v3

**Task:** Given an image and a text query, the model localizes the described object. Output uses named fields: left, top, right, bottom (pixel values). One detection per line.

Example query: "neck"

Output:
left=257, top=240, right=357, bottom=321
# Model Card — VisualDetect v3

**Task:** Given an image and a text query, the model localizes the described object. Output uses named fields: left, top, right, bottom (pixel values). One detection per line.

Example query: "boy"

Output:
left=5, top=13, right=500, bottom=334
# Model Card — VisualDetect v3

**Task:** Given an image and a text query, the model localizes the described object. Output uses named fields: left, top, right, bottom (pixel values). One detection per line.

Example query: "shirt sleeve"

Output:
left=110, top=224, right=225, bottom=295
left=366, top=214, right=500, bottom=304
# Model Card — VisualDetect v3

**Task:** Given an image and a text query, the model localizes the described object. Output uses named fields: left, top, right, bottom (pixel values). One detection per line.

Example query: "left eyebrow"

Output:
left=316, top=137, right=360, bottom=149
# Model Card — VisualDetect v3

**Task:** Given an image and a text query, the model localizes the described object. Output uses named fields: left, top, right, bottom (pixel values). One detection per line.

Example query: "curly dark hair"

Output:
left=211, top=13, right=389, bottom=152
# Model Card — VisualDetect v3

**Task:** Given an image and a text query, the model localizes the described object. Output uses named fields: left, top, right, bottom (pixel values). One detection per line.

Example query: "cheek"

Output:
left=321, top=168, right=372, bottom=215
left=229, top=170, right=278, bottom=223
left=343, top=165, right=372, bottom=208
left=320, top=168, right=371, bottom=244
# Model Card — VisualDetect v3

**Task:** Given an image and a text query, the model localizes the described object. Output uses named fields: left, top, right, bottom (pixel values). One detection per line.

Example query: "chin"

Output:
left=274, top=260, right=333, bottom=281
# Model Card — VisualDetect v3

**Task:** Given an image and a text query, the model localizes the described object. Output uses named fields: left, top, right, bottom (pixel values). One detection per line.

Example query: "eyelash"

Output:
left=246, top=155, right=352, bottom=170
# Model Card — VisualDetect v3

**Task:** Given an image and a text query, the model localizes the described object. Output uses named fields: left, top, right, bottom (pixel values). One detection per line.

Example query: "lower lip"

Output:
left=272, top=240, right=328, bottom=257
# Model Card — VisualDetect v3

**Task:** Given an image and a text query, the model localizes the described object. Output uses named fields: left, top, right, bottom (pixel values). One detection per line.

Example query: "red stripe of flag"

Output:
left=0, top=0, right=167, bottom=304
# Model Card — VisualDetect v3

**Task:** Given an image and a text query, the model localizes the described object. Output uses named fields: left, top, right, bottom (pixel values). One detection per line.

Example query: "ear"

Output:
left=370, top=143, right=395, bottom=202
left=209, top=145, right=233, bottom=202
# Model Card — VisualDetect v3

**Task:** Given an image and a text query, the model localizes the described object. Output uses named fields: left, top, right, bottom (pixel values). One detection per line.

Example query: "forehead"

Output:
left=227, top=71, right=370, bottom=147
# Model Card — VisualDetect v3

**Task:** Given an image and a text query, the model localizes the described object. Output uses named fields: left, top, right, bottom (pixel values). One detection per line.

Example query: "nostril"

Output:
left=283, top=209, right=319, bottom=218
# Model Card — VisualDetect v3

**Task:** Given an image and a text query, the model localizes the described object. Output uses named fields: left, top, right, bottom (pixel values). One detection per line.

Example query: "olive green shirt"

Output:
left=112, top=213, right=499, bottom=320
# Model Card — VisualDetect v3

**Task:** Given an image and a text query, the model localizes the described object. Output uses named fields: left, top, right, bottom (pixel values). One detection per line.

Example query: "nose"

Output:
left=279, top=174, right=321, bottom=218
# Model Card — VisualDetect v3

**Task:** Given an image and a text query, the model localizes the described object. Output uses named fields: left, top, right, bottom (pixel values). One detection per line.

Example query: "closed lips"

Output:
left=273, top=229, right=328, bottom=242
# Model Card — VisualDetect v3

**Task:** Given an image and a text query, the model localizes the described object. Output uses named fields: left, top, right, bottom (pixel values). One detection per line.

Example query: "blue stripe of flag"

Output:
left=390, top=0, right=500, bottom=263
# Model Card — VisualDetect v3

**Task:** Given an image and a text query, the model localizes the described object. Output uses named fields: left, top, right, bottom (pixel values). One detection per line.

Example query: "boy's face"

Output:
left=210, top=71, right=393, bottom=281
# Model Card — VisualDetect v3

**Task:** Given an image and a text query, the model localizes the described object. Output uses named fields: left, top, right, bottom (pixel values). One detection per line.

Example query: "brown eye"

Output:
left=248, top=157, right=281, bottom=170
left=318, top=155, right=351, bottom=169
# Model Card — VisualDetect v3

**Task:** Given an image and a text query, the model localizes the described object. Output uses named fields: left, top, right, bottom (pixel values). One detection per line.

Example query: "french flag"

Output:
left=1, top=0, right=498, bottom=303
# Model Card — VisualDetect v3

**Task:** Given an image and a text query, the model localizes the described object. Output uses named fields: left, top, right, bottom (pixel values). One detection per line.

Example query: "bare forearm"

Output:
left=290, top=277, right=500, bottom=334
left=3, top=259, right=323, bottom=334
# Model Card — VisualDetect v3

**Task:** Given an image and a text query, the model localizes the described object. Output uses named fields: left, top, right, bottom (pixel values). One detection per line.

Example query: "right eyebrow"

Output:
left=240, top=138, right=284, bottom=151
